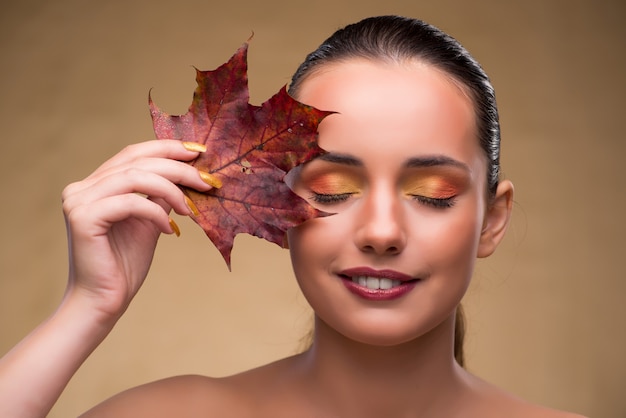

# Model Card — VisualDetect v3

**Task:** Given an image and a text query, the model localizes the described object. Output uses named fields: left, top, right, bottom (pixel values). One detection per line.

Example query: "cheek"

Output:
left=287, top=213, right=356, bottom=304
left=408, top=208, right=484, bottom=315
left=287, top=222, right=311, bottom=273
left=287, top=215, right=332, bottom=276
left=414, top=205, right=484, bottom=272
left=287, top=218, right=335, bottom=310
left=287, top=216, right=341, bottom=271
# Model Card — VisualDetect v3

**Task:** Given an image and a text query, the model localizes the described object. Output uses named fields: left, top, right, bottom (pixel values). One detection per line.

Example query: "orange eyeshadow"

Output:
left=308, top=173, right=362, bottom=195
left=403, top=173, right=466, bottom=199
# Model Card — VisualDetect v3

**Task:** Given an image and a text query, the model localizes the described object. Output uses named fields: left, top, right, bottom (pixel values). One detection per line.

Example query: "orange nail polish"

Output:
left=169, top=218, right=181, bottom=237
left=184, top=195, right=200, bottom=217
left=182, top=142, right=207, bottom=153
left=199, top=171, right=223, bottom=188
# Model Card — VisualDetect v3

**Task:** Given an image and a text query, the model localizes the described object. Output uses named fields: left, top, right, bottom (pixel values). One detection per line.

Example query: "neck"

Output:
left=298, top=313, right=468, bottom=417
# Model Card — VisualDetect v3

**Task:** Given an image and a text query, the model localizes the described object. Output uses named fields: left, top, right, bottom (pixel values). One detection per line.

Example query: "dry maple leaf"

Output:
left=149, top=42, right=332, bottom=268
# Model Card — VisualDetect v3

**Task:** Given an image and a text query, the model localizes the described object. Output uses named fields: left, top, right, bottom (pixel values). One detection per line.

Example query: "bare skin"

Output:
left=83, top=320, right=581, bottom=418
left=0, top=60, right=586, bottom=418
left=83, top=60, right=585, bottom=418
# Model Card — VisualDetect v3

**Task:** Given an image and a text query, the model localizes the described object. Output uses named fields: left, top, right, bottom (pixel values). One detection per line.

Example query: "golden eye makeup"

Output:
left=404, top=176, right=459, bottom=199
left=292, top=160, right=364, bottom=206
left=290, top=155, right=470, bottom=208
left=402, top=167, right=469, bottom=208
left=307, top=173, right=362, bottom=195
left=307, top=172, right=363, bottom=204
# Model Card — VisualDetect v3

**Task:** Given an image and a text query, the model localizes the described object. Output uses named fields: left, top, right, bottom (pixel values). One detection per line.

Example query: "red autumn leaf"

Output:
left=149, top=42, right=332, bottom=268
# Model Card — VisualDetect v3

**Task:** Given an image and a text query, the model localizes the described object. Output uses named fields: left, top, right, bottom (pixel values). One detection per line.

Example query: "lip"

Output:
left=338, top=267, right=419, bottom=301
left=339, top=267, right=415, bottom=282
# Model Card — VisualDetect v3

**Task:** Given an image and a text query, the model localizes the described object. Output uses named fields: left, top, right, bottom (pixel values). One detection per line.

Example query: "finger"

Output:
left=94, top=140, right=205, bottom=175
left=64, top=156, right=217, bottom=206
left=86, top=157, right=214, bottom=193
left=149, top=196, right=172, bottom=214
left=67, top=193, right=175, bottom=239
left=63, top=169, right=194, bottom=218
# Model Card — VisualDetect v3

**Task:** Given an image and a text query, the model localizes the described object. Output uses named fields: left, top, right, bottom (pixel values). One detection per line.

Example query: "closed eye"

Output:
left=310, top=192, right=354, bottom=204
left=411, top=195, right=456, bottom=208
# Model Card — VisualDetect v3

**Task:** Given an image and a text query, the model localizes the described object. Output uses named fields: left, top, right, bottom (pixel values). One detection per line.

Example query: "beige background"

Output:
left=0, top=0, right=623, bottom=417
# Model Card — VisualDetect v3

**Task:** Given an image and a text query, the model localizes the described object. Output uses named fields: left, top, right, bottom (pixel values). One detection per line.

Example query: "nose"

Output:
left=353, top=186, right=407, bottom=256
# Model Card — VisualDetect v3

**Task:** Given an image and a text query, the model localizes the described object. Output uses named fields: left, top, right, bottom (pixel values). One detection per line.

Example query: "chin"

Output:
left=309, top=287, right=462, bottom=350
left=349, top=332, right=419, bottom=347
left=332, top=316, right=450, bottom=348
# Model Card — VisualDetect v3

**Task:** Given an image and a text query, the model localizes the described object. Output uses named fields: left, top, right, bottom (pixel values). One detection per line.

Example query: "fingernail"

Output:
left=182, top=141, right=207, bottom=153
left=199, top=171, right=222, bottom=188
left=169, top=218, right=181, bottom=237
left=184, top=195, right=200, bottom=217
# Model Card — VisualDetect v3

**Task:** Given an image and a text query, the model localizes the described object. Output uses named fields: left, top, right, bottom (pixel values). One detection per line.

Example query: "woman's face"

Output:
left=287, top=59, right=493, bottom=346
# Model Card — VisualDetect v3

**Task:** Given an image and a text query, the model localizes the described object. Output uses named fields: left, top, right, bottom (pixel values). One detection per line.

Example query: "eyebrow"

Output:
left=405, top=155, right=470, bottom=172
left=316, top=152, right=470, bottom=172
left=316, top=152, right=363, bottom=166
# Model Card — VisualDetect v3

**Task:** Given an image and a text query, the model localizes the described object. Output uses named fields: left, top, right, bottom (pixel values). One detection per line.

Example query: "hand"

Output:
left=61, top=140, right=215, bottom=320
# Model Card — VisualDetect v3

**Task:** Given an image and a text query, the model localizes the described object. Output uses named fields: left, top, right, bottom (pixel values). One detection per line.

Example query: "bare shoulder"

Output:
left=492, top=396, right=588, bottom=418
left=79, top=374, right=250, bottom=418
left=495, top=397, right=588, bottom=418
left=464, top=372, right=587, bottom=418
left=78, top=356, right=298, bottom=418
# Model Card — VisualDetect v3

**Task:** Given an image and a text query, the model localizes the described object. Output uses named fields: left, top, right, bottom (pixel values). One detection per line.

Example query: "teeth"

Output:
left=379, top=278, right=393, bottom=290
left=352, top=276, right=402, bottom=290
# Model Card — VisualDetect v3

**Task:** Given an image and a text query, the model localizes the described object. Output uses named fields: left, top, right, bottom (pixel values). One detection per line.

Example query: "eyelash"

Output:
left=411, top=195, right=456, bottom=208
left=310, top=192, right=353, bottom=204
left=310, top=192, right=456, bottom=208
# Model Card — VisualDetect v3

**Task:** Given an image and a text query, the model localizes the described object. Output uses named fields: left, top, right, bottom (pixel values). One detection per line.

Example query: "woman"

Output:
left=0, top=15, right=584, bottom=417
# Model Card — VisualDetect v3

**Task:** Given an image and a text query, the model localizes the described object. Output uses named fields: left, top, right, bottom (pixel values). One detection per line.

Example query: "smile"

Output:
left=339, top=267, right=419, bottom=301
left=351, top=276, right=402, bottom=290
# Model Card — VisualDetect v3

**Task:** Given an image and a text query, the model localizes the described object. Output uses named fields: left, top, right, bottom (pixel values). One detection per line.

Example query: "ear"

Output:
left=477, top=180, right=514, bottom=258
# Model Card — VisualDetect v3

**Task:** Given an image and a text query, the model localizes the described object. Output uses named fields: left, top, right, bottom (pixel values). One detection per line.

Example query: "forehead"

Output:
left=295, top=59, right=482, bottom=170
